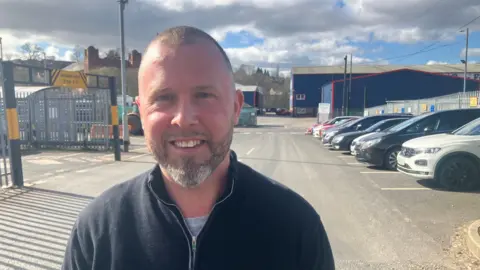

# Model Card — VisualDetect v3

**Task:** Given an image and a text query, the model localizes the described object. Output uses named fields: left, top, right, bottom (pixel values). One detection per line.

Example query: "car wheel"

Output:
left=436, top=156, right=480, bottom=191
left=384, top=147, right=400, bottom=170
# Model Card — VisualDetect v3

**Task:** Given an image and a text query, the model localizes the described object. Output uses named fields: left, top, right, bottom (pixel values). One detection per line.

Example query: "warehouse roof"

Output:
left=292, top=64, right=480, bottom=75
left=235, top=83, right=258, bottom=92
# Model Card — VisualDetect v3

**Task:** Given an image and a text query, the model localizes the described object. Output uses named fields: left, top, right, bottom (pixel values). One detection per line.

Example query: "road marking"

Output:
left=43, top=172, right=53, bottom=176
left=246, top=148, right=255, bottom=155
left=125, top=153, right=150, bottom=160
left=56, top=152, right=83, bottom=159
left=337, top=155, right=354, bottom=158
left=380, top=187, right=431, bottom=191
left=26, top=159, right=63, bottom=165
left=76, top=169, right=89, bottom=173
left=348, top=162, right=365, bottom=165
left=360, top=171, right=399, bottom=174
left=255, top=132, right=262, bottom=135
left=56, top=169, right=66, bottom=173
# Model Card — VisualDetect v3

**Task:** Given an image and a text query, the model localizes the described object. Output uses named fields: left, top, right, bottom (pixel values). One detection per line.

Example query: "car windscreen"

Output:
left=452, top=117, right=480, bottom=135
left=364, top=119, right=389, bottom=132
left=387, top=113, right=432, bottom=132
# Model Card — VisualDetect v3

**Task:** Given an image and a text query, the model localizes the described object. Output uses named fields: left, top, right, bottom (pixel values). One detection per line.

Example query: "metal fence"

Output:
left=2, top=87, right=112, bottom=152
left=364, top=91, right=480, bottom=116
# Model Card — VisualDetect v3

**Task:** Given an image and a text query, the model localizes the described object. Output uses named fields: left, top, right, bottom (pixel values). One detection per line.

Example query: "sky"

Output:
left=0, top=0, right=479, bottom=76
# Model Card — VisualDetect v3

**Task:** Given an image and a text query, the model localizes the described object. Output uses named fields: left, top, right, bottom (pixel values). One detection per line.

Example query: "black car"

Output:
left=330, top=117, right=411, bottom=151
left=322, top=113, right=413, bottom=145
left=355, top=108, right=480, bottom=170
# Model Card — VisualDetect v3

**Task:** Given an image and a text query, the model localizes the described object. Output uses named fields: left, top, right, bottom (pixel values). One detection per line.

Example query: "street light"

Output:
left=460, top=28, right=469, bottom=93
left=118, top=0, right=129, bottom=152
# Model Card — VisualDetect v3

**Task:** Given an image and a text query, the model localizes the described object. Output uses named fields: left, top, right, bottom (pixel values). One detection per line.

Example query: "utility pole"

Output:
left=42, top=51, right=48, bottom=84
left=0, top=37, right=3, bottom=60
left=118, top=0, right=129, bottom=152
left=342, top=55, right=347, bottom=116
left=461, top=28, right=469, bottom=93
left=347, top=54, right=352, bottom=115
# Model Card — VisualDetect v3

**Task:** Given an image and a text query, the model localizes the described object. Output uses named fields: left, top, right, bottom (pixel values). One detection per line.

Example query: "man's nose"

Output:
left=171, top=100, right=199, bottom=127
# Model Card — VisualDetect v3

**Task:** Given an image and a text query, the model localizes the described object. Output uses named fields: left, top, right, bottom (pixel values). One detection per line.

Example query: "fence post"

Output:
left=109, top=77, right=121, bottom=161
left=1, top=62, right=24, bottom=187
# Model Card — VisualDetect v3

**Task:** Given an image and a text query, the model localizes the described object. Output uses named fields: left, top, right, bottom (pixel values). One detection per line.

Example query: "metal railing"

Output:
left=364, top=91, right=480, bottom=116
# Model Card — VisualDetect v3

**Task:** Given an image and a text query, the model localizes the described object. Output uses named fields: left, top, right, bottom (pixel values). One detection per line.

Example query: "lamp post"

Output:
left=460, top=28, right=469, bottom=93
left=118, top=0, right=129, bottom=152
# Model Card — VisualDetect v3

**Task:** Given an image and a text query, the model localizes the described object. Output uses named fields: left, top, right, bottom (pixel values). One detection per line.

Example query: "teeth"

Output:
left=174, top=140, right=201, bottom=148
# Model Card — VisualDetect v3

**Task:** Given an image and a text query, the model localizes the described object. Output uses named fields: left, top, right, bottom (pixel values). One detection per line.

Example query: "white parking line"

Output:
left=246, top=148, right=255, bottom=155
left=337, top=155, right=354, bottom=158
left=348, top=162, right=365, bottom=165
left=380, top=187, right=431, bottom=191
left=360, top=171, right=399, bottom=174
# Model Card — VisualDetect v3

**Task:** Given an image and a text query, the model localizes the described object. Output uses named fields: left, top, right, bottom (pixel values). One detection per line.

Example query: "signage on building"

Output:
left=51, top=70, right=88, bottom=89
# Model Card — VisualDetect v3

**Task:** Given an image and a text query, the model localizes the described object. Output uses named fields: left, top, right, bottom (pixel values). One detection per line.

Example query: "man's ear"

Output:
left=233, top=89, right=244, bottom=125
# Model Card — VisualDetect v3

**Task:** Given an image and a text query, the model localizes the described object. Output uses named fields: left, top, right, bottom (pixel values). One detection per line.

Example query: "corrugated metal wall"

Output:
left=291, top=73, right=370, bottom=110
left=332, top=69, right=480, bottom=112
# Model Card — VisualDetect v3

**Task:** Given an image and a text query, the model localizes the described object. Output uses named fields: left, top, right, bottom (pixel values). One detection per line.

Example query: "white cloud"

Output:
left=460, top=48, right=480, bottom=58
left=426, top=60, right=448, bottom=65
left=0, top=0, right=479, bottom=68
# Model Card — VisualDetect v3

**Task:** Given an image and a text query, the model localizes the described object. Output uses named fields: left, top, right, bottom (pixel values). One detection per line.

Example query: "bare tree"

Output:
left=4, top=53, right=13, bottom=60
left=73, top=45, right=84, bottom=62
left=20, top=42, right=44, bottom=60
left=105, top=49, right=121, bottom=60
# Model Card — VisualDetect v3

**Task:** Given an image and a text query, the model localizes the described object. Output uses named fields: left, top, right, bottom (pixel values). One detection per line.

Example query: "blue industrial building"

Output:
left=291, top=64, right=480, bottom=117
left=322, top=69, right=480, bottom=116
left=236, top=83, right=265, bottom=108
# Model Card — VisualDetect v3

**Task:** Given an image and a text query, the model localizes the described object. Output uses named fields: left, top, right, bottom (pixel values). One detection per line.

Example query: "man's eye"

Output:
left=196, top=92, right=213, bottom=99
left=157, top=94, right=174, bottom=101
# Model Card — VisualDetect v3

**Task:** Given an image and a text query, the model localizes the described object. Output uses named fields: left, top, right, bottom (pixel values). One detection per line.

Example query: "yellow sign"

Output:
left=51, top=70, right=88, bottom=89
left=420, top=104, right=427, bottom=112
left=469, top=97, right=478, bottom=107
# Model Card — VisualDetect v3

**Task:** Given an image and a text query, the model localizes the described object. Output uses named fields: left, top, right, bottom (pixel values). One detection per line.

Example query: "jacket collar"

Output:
left=147, top=150, right=239, bottom=206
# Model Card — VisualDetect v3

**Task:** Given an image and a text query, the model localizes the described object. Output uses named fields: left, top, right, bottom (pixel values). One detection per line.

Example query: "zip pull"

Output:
left=192, top=236, right=197, bottom=252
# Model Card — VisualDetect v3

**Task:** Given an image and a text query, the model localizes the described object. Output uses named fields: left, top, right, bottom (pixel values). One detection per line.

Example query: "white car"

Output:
left=397, top=117, right=480, bottom=191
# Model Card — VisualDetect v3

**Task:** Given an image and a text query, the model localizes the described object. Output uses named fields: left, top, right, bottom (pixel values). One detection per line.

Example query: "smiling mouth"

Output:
left=170, top=139, right=206, bottom=148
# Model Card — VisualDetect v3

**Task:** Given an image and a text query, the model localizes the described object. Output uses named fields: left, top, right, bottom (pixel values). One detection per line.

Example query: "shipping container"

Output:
left=236, top=83, right=265, bottom=108
left=323, top=68, right=480, bottom=115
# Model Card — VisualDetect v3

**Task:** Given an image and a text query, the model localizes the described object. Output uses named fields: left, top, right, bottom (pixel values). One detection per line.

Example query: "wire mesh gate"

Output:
left=14, top=88, right=112, bottom=151
left=0, top=61, right=121, bottom=187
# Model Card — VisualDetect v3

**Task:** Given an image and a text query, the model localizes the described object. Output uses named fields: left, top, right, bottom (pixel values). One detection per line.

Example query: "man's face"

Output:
left=139, top=41, right=243, bottom=188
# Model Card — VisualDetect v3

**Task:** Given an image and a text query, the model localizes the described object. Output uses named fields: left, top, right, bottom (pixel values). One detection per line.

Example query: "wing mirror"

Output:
left=423, top=126, right=433, bottom=134
left=356, top=124, right=362, bottom=130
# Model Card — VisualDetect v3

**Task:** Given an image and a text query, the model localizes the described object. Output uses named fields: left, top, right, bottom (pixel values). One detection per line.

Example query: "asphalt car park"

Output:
left=315, top=137, right=480, bottom=249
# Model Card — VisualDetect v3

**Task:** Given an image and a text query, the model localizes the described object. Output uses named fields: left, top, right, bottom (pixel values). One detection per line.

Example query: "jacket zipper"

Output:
left=151, top=177, right=236, bottom=270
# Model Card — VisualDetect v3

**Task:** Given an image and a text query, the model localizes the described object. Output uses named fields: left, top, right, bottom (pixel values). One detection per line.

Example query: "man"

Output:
left=62, top=26, right=335, bottom=270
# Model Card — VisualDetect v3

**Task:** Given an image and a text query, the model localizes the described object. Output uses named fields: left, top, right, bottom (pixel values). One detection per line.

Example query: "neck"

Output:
left=162, top=154, right=231, bottom=218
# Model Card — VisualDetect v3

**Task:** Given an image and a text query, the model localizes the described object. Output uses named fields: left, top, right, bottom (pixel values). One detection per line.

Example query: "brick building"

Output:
left=84, top=46, right=142, bottom=72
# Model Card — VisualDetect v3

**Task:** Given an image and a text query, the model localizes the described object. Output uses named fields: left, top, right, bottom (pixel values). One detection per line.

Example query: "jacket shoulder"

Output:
left=75, top=169, right=151, bottom=233
left=236, top=162, right=319, bottom=221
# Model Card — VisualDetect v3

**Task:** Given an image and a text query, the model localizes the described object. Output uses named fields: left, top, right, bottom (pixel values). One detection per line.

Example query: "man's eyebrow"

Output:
left=193, top=85, right=217, bottom=91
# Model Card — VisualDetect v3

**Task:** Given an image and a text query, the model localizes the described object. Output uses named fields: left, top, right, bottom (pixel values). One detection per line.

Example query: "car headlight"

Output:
left=414, top=147, right=442, bottom=154
left=361, top=138, right=382, bottom=149
left=332, top=135, right=344, bottom=142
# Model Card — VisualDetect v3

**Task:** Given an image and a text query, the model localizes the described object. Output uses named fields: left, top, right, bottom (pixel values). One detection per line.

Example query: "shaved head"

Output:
left=144, top=26, right=233, bottom=73
left=137, top=25, right=244, bottom=189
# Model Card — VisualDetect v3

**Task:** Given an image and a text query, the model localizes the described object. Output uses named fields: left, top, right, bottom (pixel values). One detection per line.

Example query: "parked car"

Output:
left=350, top=123, right=402, bottom=156
left=322, top=114, right=412, bottom=145
left=313, top=117, right=358, bottom=137
left=397, top=117, right=480, bottom=191
left=331, top=117, right=412, bottom=151
left=355, top=108, right=480, bottom=170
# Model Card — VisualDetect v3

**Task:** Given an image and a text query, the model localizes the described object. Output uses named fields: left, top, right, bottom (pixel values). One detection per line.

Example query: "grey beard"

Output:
left=147, top=120, right=234, bottom=189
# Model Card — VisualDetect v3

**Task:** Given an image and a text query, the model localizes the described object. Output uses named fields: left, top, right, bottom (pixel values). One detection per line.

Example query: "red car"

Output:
left=313, top=116, right=360, bottom=137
